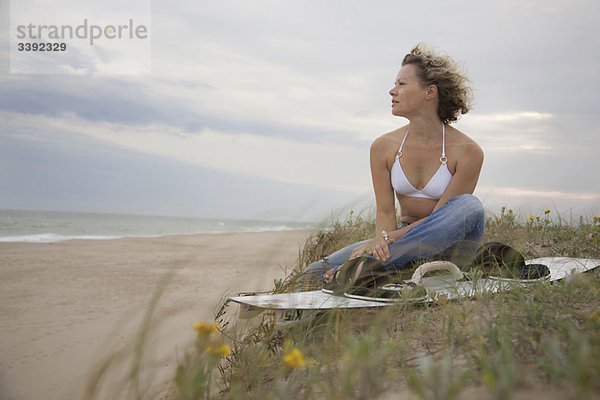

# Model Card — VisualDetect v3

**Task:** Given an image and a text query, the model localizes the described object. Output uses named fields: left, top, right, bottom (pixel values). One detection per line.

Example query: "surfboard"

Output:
left=228, top=257, right=599, bottom=325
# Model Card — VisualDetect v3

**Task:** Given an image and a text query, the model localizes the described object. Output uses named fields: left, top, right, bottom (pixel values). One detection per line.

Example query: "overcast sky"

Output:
left=1, top=0, right=599, bottom=222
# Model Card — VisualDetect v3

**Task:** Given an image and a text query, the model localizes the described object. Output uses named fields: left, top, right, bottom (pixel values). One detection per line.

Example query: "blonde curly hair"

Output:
left=402, top=44, right=472, bottom=124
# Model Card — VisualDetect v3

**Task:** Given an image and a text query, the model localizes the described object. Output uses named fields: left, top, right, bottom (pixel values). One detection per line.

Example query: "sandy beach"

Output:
left=0, top=230, right=310, bottom=400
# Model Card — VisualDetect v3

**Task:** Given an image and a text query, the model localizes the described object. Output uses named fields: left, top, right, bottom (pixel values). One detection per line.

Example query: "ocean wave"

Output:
left=240, top=225, right=301, bottom=233
left=0, top=233, right=122, bottom=243
left=0, top=210, right=315, bottom=243
left=0, top=225, right=310, bottom=243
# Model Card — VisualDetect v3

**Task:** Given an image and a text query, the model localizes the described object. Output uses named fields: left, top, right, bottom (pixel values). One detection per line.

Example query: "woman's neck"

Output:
left=406, top=116, right=444, bottom=141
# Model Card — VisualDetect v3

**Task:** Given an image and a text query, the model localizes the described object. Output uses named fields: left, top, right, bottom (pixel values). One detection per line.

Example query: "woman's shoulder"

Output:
left=447, top=125, right=484, bottom=166
left=371, top=127, right=405, bottom=152
left=447, top=125, right=483, bottom=155
left=370, top=128, right=406, bottom=168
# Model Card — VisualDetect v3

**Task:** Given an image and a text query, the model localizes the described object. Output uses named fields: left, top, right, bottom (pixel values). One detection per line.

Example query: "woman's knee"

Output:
left=449, top=194, right=483, bottom=213
left=304, top=259, right=327, bottom=273
left=444, top=194, right=484, bottom=227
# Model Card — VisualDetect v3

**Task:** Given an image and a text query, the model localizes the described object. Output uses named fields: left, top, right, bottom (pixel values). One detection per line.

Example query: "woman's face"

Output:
left=389, top=64, right=428, bottom=117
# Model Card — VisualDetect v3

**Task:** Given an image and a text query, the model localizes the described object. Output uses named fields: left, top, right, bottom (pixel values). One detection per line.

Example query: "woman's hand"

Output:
left=324, top=268, right=336, bottom=282
left=349, top=236, right=395, bottom=262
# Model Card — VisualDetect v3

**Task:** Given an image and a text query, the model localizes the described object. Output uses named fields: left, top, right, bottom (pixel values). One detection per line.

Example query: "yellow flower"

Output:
left=588, top=309, right=600, bottom=324
left=192, top=321, right=219, bottom=334
left=283, top=348, right=305, bottom=369
left=483, top=370, right=495, bottom=387
left=527, top=215, right=535, bottom=222
left=544, top=209, right=551, bottom=215
left=207, top=344, right=232, bottom=357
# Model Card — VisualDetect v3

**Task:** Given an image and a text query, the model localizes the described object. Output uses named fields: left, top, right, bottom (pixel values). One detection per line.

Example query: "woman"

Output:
left=306, top=44, right=485, bottom=286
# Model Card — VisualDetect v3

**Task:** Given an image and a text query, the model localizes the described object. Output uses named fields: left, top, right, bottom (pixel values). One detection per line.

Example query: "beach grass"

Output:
left=174, top=208, right=600, bottom=399
left=91, top=208, right=600, bottom=399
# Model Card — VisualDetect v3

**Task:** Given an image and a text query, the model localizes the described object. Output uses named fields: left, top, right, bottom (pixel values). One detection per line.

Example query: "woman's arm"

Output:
left=370, top=136, right=398, bottom=233
left=348, top=136, right=398, bottom=261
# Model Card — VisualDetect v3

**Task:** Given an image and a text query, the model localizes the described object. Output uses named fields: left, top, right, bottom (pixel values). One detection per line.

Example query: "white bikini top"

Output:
left=390, top=123, right=453, bottom=200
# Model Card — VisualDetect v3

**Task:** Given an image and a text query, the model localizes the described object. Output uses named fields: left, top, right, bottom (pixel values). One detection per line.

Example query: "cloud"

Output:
left=477, top=186, right=599, bottom=201
left=0, top=65, right=397, bottom=147
left=455, top=111, right=558, bottom=154
left=1, top=119, right=363, bottom=221
left=3, top=0, right=600, bottom=220
left=476, top=185, right=600, bottom=219
left=468, top=112, right=553, bottom=123
left=456, top=110, right=599, bottom=160
left=1, top=111, right=373, bottom=194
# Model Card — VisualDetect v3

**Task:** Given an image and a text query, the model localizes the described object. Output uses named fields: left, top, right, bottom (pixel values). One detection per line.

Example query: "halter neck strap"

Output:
left=397, top=129, right=409, bottom=158
left=396, top=122, right=447, bottom=164
left=440, top=123, right=447, bottom=163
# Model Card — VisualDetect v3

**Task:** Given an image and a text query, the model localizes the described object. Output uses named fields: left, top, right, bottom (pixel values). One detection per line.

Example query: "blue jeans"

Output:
left=304, top=194, right=485, bottom=277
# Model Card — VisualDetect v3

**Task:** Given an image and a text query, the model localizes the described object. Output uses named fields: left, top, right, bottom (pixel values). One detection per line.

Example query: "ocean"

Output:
left=0, top=209, right=315, bottom=243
